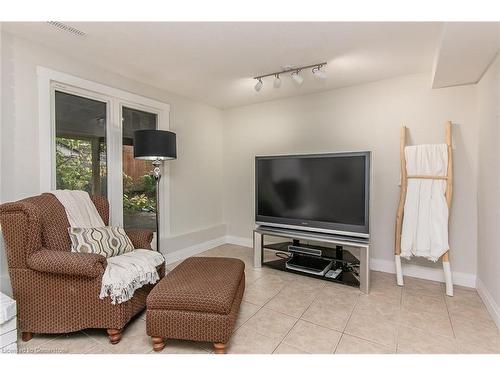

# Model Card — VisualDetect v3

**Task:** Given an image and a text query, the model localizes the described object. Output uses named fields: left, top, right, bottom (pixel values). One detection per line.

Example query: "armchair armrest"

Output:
left=125, top=229, right=154, bottom=250
left=0, top=201, right=42, bottom=266
left=27, top=249, right=107, bottom=278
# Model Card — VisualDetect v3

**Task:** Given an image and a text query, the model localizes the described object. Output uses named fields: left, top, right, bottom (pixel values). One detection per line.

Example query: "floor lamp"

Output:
left=133, top=129, right=177, bottom=253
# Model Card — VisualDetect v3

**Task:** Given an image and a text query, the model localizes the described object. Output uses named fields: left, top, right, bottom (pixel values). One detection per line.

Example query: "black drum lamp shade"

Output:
left=134, top=130, right=177, bottom=160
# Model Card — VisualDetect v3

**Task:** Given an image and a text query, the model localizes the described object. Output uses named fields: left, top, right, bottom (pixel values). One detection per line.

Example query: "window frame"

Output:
left=38, top=67, right=171, bottom=241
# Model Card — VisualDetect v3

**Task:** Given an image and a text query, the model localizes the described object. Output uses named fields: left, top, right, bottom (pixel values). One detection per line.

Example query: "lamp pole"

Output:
left=152, top=159, right=162, bottom=253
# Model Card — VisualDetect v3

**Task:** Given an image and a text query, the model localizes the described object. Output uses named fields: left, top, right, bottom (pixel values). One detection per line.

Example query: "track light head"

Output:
left=254, top=78, right=263, bottom=92
left=273, top=74, right=281, bottom=88
left=291, top=70, right=304, bottom=86
left=312, top=66, right=327, bottom=80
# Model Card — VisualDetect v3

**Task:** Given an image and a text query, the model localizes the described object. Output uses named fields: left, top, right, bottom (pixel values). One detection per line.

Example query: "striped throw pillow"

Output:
left=68, top=227, right=135, bottom=258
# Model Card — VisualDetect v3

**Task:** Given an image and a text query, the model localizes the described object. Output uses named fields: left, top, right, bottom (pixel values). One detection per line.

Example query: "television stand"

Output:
left=253, top=226, right=370, bottom=294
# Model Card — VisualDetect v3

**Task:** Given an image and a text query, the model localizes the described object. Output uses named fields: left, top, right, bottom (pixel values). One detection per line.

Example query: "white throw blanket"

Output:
left=51, top=190, right=105, bottom=228
left=100, top=249, right=165, bottom=305
left=51, top=190, right=164, bottom=304
left=400, top=144, right=449, bottom=261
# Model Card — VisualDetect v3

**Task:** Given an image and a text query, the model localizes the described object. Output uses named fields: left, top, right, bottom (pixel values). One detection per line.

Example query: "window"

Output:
left=122, top=106, right=158, bottom=230
left=55, top=91, right=107, bottom=196
left=38, top=67, right=170, bottom=245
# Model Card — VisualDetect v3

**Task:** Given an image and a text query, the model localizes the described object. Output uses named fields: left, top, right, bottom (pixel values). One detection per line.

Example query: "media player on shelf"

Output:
left=287, top=244, right=322, bottom=257
left=285, top=254, right=333, bottom=276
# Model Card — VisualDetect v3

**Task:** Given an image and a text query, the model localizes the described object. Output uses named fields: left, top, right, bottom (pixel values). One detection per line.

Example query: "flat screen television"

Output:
left=255, top=152, right=370, bottom=238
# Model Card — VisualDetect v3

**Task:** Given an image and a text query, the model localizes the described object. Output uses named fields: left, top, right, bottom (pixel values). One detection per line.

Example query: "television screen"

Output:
left=255, top=152, right=370, bottom=238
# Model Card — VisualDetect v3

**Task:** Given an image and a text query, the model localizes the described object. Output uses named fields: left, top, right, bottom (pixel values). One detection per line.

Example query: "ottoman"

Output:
left=146, top=257, right=245, bottom=354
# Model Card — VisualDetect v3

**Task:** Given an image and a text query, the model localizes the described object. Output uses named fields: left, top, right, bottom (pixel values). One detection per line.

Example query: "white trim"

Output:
left=476, top=278, right=500, bottom=330
left=108, top=95, right=121, bottom=227
left=38, top=70, right=52, bottom=193
left=36, top=66, right=171, bottom=242
left=164, top=237, right=226, bottom=264
left=370, top=257, right=477, bottom=288
left=225, top=235, right=253, bottom=248
left=37, top=67, right=170, bottom=113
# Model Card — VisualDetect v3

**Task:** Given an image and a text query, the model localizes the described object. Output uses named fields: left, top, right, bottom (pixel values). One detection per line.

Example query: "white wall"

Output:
left=0, top=31, right=225, bottom=295
left=223, top=73, right=478, bottom=279
left=476, top=53, right=500, bottom=326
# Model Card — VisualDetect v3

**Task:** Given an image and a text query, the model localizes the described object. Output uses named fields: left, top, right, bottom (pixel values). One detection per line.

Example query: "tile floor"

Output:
left=16, top=244, right=500, bottom=354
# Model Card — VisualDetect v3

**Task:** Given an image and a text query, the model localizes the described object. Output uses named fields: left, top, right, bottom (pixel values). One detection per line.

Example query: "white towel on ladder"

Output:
left=400, top=144, right=449, bottom=262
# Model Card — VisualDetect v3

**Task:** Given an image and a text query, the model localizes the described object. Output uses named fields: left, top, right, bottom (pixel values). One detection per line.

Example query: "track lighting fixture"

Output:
left=312, top=66, right=327, bottom=80
left=254, top=78, right=263, bottom=92
left=291, top=70, right=304, bottom=86
left=273, top=74, right=281, bottom=89
left=253, top=62, right=326, bottom=91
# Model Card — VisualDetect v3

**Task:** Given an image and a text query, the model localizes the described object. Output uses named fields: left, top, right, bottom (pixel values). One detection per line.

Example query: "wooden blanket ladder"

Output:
left=394, top=121, right=454, bottom=297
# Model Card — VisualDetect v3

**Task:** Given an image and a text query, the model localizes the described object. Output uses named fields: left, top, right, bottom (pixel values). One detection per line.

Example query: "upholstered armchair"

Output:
left=0, top=193, right=165, bottom=344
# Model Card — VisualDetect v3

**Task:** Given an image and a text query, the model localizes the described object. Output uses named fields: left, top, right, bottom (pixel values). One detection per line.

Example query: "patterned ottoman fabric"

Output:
left=146, top=257, right=245, bottom=350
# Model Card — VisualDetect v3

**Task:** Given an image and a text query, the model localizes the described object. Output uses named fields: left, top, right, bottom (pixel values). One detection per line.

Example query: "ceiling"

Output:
left=2, top=22, right=499, bottom=109
left=432, top=22, right=500, bottom=88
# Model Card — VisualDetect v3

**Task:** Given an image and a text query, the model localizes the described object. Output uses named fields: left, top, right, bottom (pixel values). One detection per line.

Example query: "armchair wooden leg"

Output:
left=107, top=328, right=123, bottom=344
left=213, top=342, right=227, bottom=354
left=21, top=332, right=33, bottom=342
left=152, top=336, right=165, bottom=352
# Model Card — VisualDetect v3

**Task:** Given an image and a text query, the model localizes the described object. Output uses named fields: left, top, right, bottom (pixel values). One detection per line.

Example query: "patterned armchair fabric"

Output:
left=27, top=249, right=107, bottom=278
left=0, top=193, right=164, bottom=339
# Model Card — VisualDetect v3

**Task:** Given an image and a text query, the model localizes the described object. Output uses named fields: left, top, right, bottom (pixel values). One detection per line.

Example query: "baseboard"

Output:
left=370, top=257, right=477, bottom=288
left=225, top=235, right=253, bottom=248
left=162, top=224, right=226, bottom=253
left=225, top=235, right=290, bottom=248
left=164, top=236, right=226, bottom=264
left=476, top=278, right=500, bottom=330
left=172, top=234, right=478, bottom=289
left=164, top=235, right=252, bottom=264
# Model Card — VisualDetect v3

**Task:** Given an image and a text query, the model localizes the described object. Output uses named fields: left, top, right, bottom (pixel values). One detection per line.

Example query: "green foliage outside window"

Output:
left=56, top=137, right=156, bottom=214
left=123, top=173, right=156, bottom=213
left=55, top=138, right=94, bottom=192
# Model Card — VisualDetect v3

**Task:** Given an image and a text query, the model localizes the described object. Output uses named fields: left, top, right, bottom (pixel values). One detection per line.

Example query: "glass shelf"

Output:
left=262, top=241, right=360, bottom=288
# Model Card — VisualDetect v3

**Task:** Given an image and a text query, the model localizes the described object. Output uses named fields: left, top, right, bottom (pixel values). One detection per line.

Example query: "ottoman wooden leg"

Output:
left=213, top=342, right=227, bottom=354
left=21, top=332, right=33, bottom=342
left=107, top=328, right=123, bottom=344
left=152, top=336, right=166, bottom=352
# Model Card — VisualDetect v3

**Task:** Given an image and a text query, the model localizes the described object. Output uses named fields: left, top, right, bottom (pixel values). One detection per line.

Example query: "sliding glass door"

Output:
left=53, top=87, right=161, bottom=232
left=43, top=69, right=170, bottom=249
left=122, top=106, right=158, bottom=230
